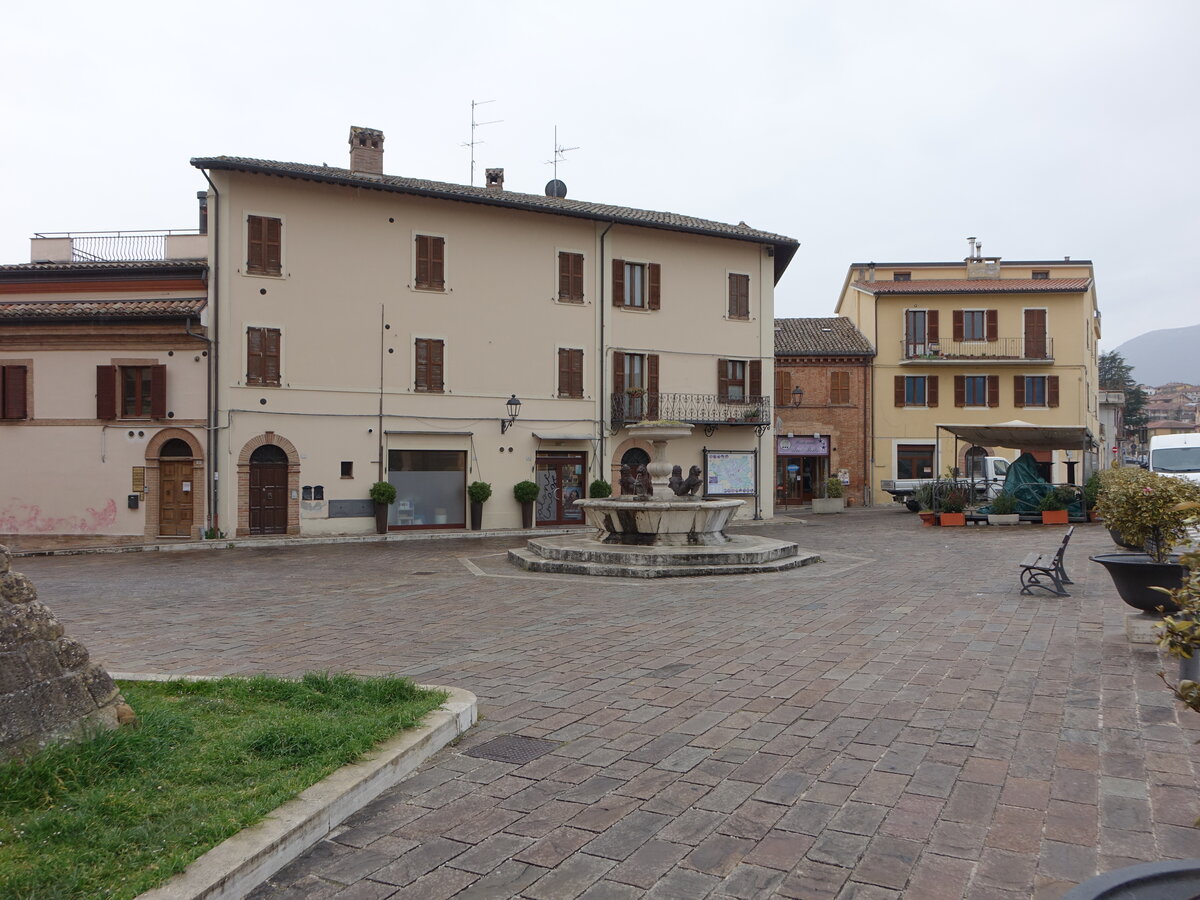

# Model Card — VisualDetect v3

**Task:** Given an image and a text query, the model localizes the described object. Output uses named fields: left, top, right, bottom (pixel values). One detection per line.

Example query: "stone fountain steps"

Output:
left=508, top=535, right=820, bottom=578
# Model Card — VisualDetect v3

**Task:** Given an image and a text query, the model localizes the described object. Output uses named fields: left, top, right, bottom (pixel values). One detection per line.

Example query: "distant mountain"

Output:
left=1113, top=323, right=1200, bottom=387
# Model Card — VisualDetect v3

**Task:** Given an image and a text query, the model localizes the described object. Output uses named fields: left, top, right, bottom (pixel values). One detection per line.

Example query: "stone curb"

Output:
left=125, top=681, right=477, bottom=900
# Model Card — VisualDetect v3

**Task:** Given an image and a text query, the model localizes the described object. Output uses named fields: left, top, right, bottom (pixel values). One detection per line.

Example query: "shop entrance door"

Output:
left=535, top=453, right=586, bottom=526
left=777, top=456, right=827, bottom=506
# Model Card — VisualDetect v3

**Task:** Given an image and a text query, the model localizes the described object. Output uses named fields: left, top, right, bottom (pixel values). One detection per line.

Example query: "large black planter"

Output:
left=520, top=501, right=534, bottom=529
left=1107, top=527, right=1142, bottom=551
left=470, top=501, right=484, bottom=531
left=1060, top=858, right=1200, bottom=899
left=374, top=501, right=389, bottom=535
left=1090, top=552, right=1184, bottom=613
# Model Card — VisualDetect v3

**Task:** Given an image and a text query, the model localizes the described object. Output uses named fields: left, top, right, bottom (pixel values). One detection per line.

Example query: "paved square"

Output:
left=17, top=509, right=1200, bottom=898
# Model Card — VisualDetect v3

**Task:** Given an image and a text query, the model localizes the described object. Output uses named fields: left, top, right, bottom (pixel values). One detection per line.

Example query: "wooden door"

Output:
left=159, top=460, right=194, bottom=536
left=249, top=457, right=288, bottom=534
left=1024, top=309, right=1047, bottom=359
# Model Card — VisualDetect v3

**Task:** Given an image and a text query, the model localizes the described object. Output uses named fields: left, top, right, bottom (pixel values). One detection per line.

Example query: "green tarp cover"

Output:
left=980, top=452, right=1083, bottom=516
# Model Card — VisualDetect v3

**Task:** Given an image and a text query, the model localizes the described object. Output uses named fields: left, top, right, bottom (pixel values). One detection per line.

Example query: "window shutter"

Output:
left=415, top=338, right=428, bottom=390
left=894, top=375, right=905, bottom=407
left=775, top=368, right=791, bottom=407
left=96, top=365, right=116, bottom=419
left=748, top=359, right=762, bottom=399
left=415, top=235, right=430, bottom=288
left=648, top=263, right=661, bottom=310
left=729, top=274, right=749, bottom=318
left=1048, top=375, right=1060, bottom=408
left=954, top=375, right=965, bottom=407
left=612, top=259, right=625, bottom=307
left=927, top=375, right=939, bottom=407
left=2, top=365, right=26, bottom=419
left=264, top=217, right=281, bottom=275
left=430, top=237, right=445, bottom=289
left=927, top=310, right=939, bottom=343
left=247, top=216, right=263, bottom=272
left=1013, top=375, right=1026, bottom=407
left=717, top=359, right=730, bottom=402
left=986, top=309, right=998, bottom=342
left=612, top=350, right=625, bottom=397
left=570, top=349, right=583, bottom=398
left=647, top=354, right=660, bottom=418
left=558, top=254, right=571, bottom=300
left=953, top=311, right=964, bottom=342
left=430, top=339, right=444, bottom=392
left=571, top=255, right=583, bottom=301
left=150, top=365, right=167, bottom=418
left=264, top=329, right=281, bottom=385
left=247, top=327, right=263, bottom=384
left=987, top=375, right=999, bottom=407
left=558, top=348, right=570, bottom=397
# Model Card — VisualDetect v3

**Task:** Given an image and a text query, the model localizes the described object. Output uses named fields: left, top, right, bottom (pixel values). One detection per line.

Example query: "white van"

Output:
left=1149, top=433, right=1200, bottom=485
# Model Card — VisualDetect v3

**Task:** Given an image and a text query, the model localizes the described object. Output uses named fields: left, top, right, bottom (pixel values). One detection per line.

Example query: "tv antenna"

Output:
left=545, top=126, right=580, bottom=183
left=462, top=99, right=502, bottom=186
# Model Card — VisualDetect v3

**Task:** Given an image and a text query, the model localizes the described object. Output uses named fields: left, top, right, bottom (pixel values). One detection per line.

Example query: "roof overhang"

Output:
left=937, top=420, right=1096, bottom=451
left=533, top=432, right=596, bottom=442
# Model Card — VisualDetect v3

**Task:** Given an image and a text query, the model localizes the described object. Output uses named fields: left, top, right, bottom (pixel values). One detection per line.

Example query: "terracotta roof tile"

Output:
left=852, top=278, right=1091, bottom=294
left=775, top=317, right=874, bottom=356
left=0, top=298, right=207, bottom=320
left=0, top=259, right=205, bottom=273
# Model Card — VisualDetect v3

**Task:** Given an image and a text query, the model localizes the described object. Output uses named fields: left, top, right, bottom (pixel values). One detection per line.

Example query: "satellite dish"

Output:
left=544, top=179, right=568, bottom=198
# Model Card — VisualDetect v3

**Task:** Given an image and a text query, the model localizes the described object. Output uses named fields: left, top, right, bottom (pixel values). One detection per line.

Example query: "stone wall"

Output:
left=0, top=545, right=133, bottom=761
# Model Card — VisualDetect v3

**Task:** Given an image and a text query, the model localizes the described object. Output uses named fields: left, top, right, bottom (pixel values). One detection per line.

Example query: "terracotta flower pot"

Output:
left=918, top=512, right=937, bottom=527
left=1041, top=509, right=1069, bottom=525
left=940, top=512, right=966, bottom=526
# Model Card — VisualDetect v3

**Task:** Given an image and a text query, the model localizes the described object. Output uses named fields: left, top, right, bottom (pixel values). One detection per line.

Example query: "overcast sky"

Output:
left=2, top=0, right=1196, bottom=354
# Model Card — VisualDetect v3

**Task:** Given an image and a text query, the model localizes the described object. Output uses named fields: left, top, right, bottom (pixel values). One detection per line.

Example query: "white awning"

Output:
left=937, top=420, right=1095, bottom=451
left=532, top=432, right=596, bottom=442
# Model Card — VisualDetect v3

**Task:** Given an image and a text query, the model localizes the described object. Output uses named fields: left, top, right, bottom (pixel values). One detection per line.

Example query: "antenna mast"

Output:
left=462, top=99, right=502, bottom=186
left=545, top=126, right=580, bottom=182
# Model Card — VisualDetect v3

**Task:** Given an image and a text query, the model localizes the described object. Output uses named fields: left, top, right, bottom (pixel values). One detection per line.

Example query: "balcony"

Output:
left=611, top=392, right=770, bottom=435
left=31, top=230, right=206, bottom=263
left=899, top=337, right=1054, bottom=364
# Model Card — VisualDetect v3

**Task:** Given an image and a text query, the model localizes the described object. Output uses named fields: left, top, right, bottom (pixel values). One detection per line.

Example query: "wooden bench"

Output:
left=1019, top=526, right=1074, bottom=597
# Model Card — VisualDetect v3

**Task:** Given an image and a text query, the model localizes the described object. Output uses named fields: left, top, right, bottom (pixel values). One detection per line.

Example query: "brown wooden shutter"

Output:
left=572, top=255, right=583, bottom=301
left=954, top=375, right=965, bottom=407
left=264, top=217, right=281, bottom=275
left=264, top=329, right=281, bottom=386
left=415, top=235, right=430, bottom=288
left=927, top=310, right=939, bottom=343
left=430, top=237, right=445, bottom=289
left=953, top=311, right=964, bottom=342
left=748, top=359, right=762, bottom=399
left=247, top=216, right=263, bottom=272
left=927, top=375, right=939, bottom=407
left=559, top=253, right=583, bottom=301
left=430, top=339, right=444, bottom=391
left=570, top=349, right=583, bottom=398
left=612, top=259, right=625, bottom=307
left=729, top=274, right=749, bottom=318
left=987, top=375, right=999, bottom=407
left=647, top=354, right=660, bottom=418
left=558, top=254, right=571, bottom=301
left=150, top=365, right=167, bottom=418
left=775, top=367, right=791, bottom=407
left=96, top=365, right=116, bottom=419
left=2, top=366, right=26, bottom=419
left=986, top=309, right=998, bottom=342
left=894, top=375, right=905, bottom=407
left=648, top=263, right=661, bottom=310
left=558, top=348, right=570, bottom=397
left=1048, top=375, right=1060, bottom=408
left=247, top=327, right=263, bottom=384
left=718, top=359, right=730, bottom=402
left=1013, top=375, right=1026, bottom=407
left=415, top=338, right=428, bottom=390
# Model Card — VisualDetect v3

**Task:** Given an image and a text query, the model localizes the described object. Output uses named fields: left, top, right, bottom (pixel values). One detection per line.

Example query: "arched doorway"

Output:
left=619, top=447, right=650, bottom=494
left=249, top=444, right=289, bottom=535
left=158, top=438, right=195, bottom=536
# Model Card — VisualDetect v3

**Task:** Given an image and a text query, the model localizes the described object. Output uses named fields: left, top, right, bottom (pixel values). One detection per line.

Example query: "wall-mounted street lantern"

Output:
left=791, top=386, right=805, bottom=407
left=501, top=394, right=521, bottom=434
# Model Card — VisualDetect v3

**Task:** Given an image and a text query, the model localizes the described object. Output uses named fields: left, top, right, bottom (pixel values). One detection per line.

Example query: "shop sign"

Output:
left=777, top=436, right=828, bottom=456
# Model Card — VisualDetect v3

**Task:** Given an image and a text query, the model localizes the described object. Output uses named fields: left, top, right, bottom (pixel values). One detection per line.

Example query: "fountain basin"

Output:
left=574, top=497, right=743, bottom=546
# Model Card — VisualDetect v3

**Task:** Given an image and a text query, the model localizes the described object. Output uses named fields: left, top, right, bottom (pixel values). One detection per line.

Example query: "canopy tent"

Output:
left=935, top=420, right=1095, bottom=452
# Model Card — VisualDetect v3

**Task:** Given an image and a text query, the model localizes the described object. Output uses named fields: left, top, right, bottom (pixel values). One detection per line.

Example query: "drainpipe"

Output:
left=199, top=170, right=220, bottom=536
left=598, top=222, right=614, bottom=481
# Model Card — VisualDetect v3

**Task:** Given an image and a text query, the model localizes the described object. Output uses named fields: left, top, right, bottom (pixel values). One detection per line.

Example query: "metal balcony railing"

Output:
left=900, top=336, right=1054, bottom=361
left=610, top=392, right=770, bottom=428
left=34, top=230, right=200, bottom=262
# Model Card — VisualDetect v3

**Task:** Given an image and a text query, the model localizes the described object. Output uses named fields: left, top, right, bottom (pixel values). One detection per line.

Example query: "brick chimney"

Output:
left=485, top=168, right=504, bottom=190
left=348, top=126, right=384, bottom=176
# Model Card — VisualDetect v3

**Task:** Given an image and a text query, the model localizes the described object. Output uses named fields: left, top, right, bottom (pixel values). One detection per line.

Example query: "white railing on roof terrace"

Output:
left=33, top=230, right=201, bottom=262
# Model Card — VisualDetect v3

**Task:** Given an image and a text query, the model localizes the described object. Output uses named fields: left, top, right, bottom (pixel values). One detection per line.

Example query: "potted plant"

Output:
left=1038, top=486, right=1074, bottom=525
left=940, top=487, right=968, bottom=526
left=987, top=491, right=1020, bottom=526
left=589, top=479, right=612, bottom=499
left=1156, top=543, right=1200, bottom=682
left=514, top=480, right=539, bottom=528
left=914, top=482, right=937, bottom=526
left=1083, top=471, right=1102, bottom=521
left=467, top=481, right=492, bottom=531
left=811, top=477, right=844, bottom=514
left=368, top=480, right=396, bottom=534
left=1090, top=469, right=1200, bottom=613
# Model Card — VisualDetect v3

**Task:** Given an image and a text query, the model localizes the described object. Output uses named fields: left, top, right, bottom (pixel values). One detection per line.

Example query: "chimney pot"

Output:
left=485, top=167, right=504, bottom=190
left=348, top=126, right=385, bottom=176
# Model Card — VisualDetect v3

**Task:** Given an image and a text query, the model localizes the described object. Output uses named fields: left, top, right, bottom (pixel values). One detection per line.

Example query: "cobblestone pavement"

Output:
left=18, top=509, right=1200, bottom=898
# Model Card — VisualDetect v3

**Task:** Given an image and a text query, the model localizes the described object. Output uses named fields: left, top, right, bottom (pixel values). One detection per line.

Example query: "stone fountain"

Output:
left=508, top=422, right=820, bottom=577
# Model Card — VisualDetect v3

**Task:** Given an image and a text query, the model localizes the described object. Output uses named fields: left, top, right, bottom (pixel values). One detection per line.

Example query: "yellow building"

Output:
left=835, top=241, right=1101, bottom=501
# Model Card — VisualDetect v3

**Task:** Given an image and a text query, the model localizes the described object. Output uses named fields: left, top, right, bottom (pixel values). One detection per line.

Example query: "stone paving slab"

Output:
left=19, top=509, right=1200, bottom=899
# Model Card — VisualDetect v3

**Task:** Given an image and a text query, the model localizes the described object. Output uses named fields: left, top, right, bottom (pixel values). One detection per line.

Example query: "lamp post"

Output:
left=501, top=394, right=521, bottom=434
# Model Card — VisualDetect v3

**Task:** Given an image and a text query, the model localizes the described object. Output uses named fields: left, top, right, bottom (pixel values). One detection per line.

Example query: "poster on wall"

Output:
left=705, top=450, right=757, bottom=495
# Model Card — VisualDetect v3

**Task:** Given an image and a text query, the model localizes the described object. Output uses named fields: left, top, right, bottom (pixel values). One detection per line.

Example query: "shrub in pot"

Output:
left=812, top=476, right=845, bottom=515
left=514, top=480, right=539, bottom=528
left=369, top=480, right=397, bottom=534
left=940, top=487, right=968, bottom=526
left=1083, top=471, right=1102, bottom=518
left=987, top=491, right=1020, bottom=526
left=589, top=479, right=613, bottom=499
left=1038, top=486, right=1075, bottom=525
left=467, top=481, right=492, bottom=530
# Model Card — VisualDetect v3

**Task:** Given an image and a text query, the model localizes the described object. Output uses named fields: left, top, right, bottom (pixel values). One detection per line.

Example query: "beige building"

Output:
left=0, top=233, right=209, bottom=544
left=835, top=241, right=1101, bottom=498
left=193, top=127, right=797, bottom=536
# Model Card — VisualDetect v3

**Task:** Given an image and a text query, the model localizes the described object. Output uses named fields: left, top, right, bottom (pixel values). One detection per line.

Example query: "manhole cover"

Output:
left=465, top=735, right=559, bottom=764
left=650, top=663, right=690, bottom=677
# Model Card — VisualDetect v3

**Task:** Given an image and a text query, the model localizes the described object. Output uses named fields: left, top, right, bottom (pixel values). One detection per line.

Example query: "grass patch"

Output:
left=0, top=673, right=448, bottom=899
